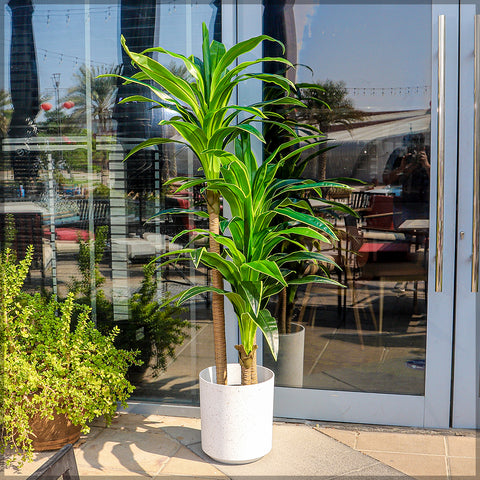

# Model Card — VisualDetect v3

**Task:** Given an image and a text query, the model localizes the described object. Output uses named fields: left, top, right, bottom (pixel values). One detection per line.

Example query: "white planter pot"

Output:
left=199, top=363, right=274, bottom=464
left=263, top=322, right=305, bottom=388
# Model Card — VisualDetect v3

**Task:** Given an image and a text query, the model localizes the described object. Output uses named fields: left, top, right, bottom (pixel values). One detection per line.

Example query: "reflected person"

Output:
left=384, top=136, right=430, bottom=228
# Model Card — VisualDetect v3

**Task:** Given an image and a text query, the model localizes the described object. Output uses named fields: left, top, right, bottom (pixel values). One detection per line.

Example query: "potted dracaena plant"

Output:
left=99, top=23, right=311, bottom=387
left=105, top=25, right=348, bottom=463
left=160, top=134, right=346, bottom=463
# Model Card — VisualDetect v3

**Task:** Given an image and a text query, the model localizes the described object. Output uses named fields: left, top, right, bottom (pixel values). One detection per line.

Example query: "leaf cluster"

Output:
left=99, top=23, right=305, bottom=181
left=161, top=135, right=347, bottom=358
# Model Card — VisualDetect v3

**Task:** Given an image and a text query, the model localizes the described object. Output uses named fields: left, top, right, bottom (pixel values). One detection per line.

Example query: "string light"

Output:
left=37, top=47, right=113, bottom=69
left=345, top=85, right=430, bottom=97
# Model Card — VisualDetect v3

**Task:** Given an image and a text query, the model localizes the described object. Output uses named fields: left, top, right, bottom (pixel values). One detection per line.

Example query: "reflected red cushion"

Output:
left=359, top=242, right=409, bottom=253
left=44, top=228, right=90, bottom=242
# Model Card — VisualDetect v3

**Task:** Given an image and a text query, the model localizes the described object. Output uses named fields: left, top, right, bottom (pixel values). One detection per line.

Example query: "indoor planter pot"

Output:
left=199, top=363, right=275, bottom=464
left=263, top=322, right=305, bottom=388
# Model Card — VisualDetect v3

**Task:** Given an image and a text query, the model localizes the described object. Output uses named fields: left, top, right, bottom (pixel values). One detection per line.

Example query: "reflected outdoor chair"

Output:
left=363, top=194, right=396, bottom=231
left=340, top=215, right=427, bottom=335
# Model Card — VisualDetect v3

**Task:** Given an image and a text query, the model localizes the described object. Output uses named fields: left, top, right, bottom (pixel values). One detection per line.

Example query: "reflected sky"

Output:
left=3, top=1, right=214, bottom=100
left=294, top=3, right=431, bottom=111
left=2, top=1, right=432, bottom=112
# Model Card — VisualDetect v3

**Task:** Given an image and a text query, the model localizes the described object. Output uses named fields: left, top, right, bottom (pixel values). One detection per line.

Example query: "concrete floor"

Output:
left=3, top=412, right=476, bottom=479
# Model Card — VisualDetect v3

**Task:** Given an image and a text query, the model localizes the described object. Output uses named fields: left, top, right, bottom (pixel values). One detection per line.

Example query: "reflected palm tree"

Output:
left=298, top=80, right=364, bottom=180
left=67, top=64, right=120, bottom=135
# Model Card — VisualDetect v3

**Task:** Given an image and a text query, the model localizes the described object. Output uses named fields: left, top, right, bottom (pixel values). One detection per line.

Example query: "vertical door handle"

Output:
left=472, top=15, right=480, bottom=292
left=436, top=15, right=446, bottom=292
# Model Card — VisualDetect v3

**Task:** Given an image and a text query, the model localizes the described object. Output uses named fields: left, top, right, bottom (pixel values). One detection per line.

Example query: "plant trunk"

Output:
left=235, top=344, right=258, bottom=385
left=206, top=190, right=227, bottom=385
left=318, top=148, right=327, bottom=181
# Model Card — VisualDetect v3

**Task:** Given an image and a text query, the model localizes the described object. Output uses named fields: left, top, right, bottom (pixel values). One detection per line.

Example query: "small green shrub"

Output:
left=71, top=227, right=195, bottom=376
left=125, top=262, right=195, bottom=374
left=0, top=247, right=139, bottom=466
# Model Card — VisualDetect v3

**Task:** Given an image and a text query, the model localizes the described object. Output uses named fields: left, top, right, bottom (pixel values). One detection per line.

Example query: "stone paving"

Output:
left=3, top=412, right=477, bottom=479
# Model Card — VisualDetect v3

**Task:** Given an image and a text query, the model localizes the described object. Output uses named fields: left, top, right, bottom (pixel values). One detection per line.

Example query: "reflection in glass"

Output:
left=262, top=2, right=431, bottom=395
left=1, top=1, right=222, bottom=406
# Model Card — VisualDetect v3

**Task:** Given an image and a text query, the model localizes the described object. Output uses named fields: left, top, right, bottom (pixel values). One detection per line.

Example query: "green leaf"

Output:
left=149, top=208, right=209, bottom=220
left=274, top=251, right=338, bottom=268
left=252, top=96, right=307, bottom=109
left=256, top=309, right=279, bottom=359
left=210, top=233, right=246, bottom=264
left=242, top=73, right=294, bottom=93
left=288, top=275, right=344, bottom=287
left=117, top=95, right=162, bottom=105
left=173, top=178, right=206, bottom=194
left=212, top=34, right=285, bottom=84
left=120, top=35, right=200, bottom=113
left=172, top=228, right=210, bottom=243
left=176, top=286, right=228, bottom=305
left=191, top=249, right=240, bottom=283
left=140, top=45, right=206, bottom=95
left=243, top=260, right=287, bottom=287
left=224, top=292, right=247, bottom=315
left=124, top=138, right=189, bottom=162
left=238, top=281, right=262, bottom=316
left=274, top=227, right=330, bottom=244
left=275, top=207, right=337, bottom=240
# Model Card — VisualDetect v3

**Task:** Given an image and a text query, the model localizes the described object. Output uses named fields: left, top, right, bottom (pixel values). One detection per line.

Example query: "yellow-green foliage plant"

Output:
left=0, top=247, right=139, bottom=466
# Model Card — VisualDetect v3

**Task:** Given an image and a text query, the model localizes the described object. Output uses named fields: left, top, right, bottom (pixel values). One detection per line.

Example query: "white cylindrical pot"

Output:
left=263, top=322, right=305, bottom=388
left=199, top=363, right=274, bottom=464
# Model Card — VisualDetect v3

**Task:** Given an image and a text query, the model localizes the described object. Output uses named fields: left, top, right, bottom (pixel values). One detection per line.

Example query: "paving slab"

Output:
left=75, top=428, right=180, bottom=477
left=188, top=422, right=412, bottom=479
left=445, top=435, right=477, bottom=458
left=354, top=431, right=446, bottom=455
left=156, top=445, right=226, bottom=477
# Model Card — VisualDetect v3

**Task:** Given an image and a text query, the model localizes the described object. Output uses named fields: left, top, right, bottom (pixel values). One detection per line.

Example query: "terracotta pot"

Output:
left=29, top=411, right=81, bottom=451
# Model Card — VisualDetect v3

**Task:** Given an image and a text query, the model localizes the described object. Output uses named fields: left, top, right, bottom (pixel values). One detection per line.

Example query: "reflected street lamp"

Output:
left=51, top=72, right=61, bottom=140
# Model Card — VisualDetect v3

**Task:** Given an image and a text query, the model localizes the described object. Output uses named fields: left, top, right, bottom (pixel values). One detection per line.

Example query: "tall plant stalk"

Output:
left=102, top=24, right=306, bottom=385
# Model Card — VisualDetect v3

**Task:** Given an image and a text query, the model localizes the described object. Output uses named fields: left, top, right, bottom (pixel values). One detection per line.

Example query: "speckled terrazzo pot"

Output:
left=199, top=363, right=274, bottom=464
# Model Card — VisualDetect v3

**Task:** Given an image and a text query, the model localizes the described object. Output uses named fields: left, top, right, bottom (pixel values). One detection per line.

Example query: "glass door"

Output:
left=236, top=1, right=460, bottom=427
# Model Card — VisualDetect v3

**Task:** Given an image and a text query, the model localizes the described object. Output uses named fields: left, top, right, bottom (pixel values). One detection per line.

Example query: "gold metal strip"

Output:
left=436, top=15, right=446, bottom=292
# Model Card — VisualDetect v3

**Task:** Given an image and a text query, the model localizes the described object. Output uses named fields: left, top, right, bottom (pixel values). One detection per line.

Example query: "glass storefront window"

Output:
left=1, top=0, right=222, bottom=405
left=262, top=1, right=431, bottom=395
